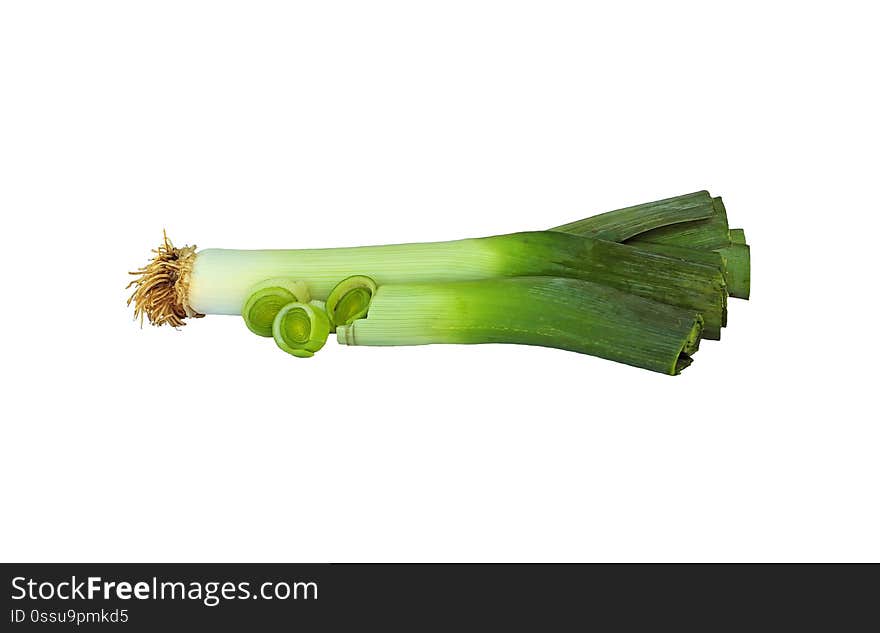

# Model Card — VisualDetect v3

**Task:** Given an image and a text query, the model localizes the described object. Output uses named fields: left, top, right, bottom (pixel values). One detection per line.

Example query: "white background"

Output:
left=1, top=1, right=877, bottom=562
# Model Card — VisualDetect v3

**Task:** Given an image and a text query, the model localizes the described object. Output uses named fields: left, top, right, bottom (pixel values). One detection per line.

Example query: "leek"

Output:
left=128, top=190, right=751, bottom=375
left=336, top=276, right=704, bottom=375
left=129, top=231, right=725, bottom=337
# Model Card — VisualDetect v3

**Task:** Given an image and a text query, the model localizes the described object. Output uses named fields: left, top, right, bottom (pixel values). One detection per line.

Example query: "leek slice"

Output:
left=325, top=275, right=378, bottom=329
left=241, top=278, right=311, bottom=337
left=272, top=302, right=331, bottom=358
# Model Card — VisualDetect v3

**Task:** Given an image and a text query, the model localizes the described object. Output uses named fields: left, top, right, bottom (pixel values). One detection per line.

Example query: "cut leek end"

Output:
left=127, top=231, right=201, bottom=327
left=729, top=228, right=747, bottom=244
left=272, top=302, right=331, bottom=358
left=729, top=246, right=750, bottom=299
left=675, top=353, right=694, bottom=374
left=336, top=323, right=355, bottom=346
left=683, top=316, right=703, bottom=356
left=673, top=316, right=703, bottom=375
left=719, top=242, right=751, bottom=300
left=326, top=275, right=378, bottom=330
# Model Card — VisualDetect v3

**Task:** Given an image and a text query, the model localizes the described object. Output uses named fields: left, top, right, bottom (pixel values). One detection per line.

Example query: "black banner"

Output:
left=1, top=563, right=873, bottom=630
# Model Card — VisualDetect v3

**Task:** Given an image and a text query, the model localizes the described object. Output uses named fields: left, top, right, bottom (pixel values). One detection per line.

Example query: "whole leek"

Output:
left=128, top=190, right=751, bottom=376
left=129, top=230, right=725, bottom=336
